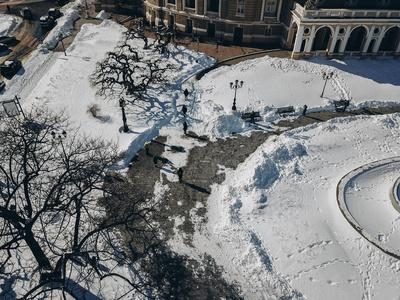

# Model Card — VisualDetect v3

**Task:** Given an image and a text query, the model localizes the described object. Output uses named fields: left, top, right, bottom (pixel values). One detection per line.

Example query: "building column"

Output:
left=276, top=0, right=283, bottom=22
left=362, top=25, right=375, bottom=54
left=374, top=25, right=387, bottom=52
left=260, top=0, right=265, bottom=20
left=340, top=25, right=352, bottom=52
left=305, top=25, right=316, bottom=53
left=396, top=38, right=400, bottom=53
left=293, top=25, right=305, bottom=53
left=328, top=26, right=340, bottom=54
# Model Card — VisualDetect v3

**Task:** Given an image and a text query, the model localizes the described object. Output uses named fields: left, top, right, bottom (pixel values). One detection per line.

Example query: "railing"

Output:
left=293, top=2, right=400, bottom=19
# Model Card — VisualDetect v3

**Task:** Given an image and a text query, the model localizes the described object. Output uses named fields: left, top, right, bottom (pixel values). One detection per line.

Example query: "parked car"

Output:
left=20, top=7, right=33, bottom=19
left=0, top=35, right=17, bottom=46
left=48, top=8, right=62, bottom=19
left=0, top=59, right=22, bottom=77
left=0, top=80, right=5, bottom=92
left=0, top=43, right=9, bottom=52
left=39, top=15, right=55, bottom=28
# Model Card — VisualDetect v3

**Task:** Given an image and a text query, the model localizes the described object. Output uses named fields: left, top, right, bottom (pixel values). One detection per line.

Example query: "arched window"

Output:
left=345, top=27, right=366, bottom=52
left=312, top=27, right=332, bottom=51
left=379, top=27, right=400, bottom=52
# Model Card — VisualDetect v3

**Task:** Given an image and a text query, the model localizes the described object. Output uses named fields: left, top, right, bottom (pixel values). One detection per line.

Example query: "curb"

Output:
left=336, top=157, right=400, bottom=259
left=390, top=177, right=400, bottom=214
left=195, top=48, right=283, bottom=80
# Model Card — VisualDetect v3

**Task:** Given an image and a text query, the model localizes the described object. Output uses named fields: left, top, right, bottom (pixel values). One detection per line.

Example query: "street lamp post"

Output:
left=229, top=79, right=244, bottom=111
left=59, top=34, right=66, bottom=56
left=119, top=98, right=129, bottom=133
left=84, top=0, right=89, bottom=18
left=320, top=72, right=333, bottom=98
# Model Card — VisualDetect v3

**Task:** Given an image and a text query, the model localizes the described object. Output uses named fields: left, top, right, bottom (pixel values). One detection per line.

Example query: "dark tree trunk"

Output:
left=24, top=228, right=53, bottom=271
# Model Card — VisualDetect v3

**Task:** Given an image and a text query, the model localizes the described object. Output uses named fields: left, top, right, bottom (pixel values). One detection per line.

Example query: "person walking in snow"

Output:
left=250, top=111, right=255, bottom=124
left=177, top=167, right=183, bottom=183
left=184, top=88, right=189, bottom=99
left=182, top=105, right=187, bottom=116
left=153, top=156, right=158, bottom=167
left=302, top=104, right=308, bottom=116
left=144, top=142, right=150, bottom=155
left=183, top=121, right=188, bottom=135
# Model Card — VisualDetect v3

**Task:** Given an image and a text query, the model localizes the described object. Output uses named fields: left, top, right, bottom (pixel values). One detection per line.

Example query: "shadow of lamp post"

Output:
left=119, top=97, right=129, bottom=133
left=320, top=72, right=333, bottom=98
left=229, top=79, right=243, bottom=112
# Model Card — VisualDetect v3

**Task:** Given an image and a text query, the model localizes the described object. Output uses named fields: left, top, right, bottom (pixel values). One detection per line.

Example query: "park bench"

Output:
left=277, top=106, right=295, bottom=115
left=241, top=111, right=261, bottom=123
left=334, top=100, right=350, bottom=112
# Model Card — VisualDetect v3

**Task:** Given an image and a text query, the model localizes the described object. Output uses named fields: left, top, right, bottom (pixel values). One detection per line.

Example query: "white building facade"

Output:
left=289, top=3, right=400, bottom=59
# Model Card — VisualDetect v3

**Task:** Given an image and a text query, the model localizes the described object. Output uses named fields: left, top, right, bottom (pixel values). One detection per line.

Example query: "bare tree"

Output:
left=92, top=20, right=178, bottom=102
left=0, top=108, right=155, bottom=299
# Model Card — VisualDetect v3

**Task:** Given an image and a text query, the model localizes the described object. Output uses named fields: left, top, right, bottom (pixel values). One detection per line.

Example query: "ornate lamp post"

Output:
left=229, top=79, right=244, bottom=111
left=59, top=34, right=66, bottom=56
left=320, top=72, right=333, bottom=98
left=119, top=98, right=129, bottom=133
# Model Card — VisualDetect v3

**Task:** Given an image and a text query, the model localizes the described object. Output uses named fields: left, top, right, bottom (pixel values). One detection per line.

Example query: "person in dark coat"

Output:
left=153, top=156, right=158, bottom=167
left=183, top=121, right=188, bottom=135
left=302, top=104, right=308, bottom=116
left=177, top=167, right=183, bottom=183
left=7, top=5, right=11, bottom=14
left=184, top=88, right=189, bottom=99
left=250, top=111, right=255, bottom=124
left=182, top=105, right=187, bottom=116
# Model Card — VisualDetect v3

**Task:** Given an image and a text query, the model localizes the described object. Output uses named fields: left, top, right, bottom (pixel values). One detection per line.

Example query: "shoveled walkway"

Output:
left=129, top=106, right=400, bottom=244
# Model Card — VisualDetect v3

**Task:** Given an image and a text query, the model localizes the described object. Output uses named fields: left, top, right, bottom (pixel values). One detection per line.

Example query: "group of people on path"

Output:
left=144, top=87, right=191, bottom=183
left=182, top=88, right=189, bottom=135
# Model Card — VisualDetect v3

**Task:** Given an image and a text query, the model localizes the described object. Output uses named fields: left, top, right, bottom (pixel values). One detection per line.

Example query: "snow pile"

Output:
left=195, top=55, right=400, bottom=134
left=0, top=14, right=19, bottom=35
left=96, top=10, right=110, bottom=20
left=40, top=2, right=80, bottom=50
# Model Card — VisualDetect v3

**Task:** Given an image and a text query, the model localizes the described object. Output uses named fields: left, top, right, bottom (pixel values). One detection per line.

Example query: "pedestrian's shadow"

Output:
left=186, top=132, right=208, bottom=141
left=182, top=181, right=210, bottom=194
left=161, top=167, right=175, bottom=174
left=169, top=145, right=186, bottom=153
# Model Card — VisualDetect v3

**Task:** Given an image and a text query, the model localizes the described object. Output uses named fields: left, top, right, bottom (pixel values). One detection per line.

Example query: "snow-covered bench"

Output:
left=277, top=106, right=295, bottom=115
left=241, top=111, right=260, bottom=123
left=334, top=100, right=350, bottom=112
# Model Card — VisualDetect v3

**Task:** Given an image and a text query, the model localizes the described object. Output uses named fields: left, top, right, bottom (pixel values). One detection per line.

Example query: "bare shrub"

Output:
left=87, top=103, right=101, bottom=117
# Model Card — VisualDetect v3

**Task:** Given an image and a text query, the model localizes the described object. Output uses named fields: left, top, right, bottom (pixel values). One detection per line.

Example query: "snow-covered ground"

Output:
left=1, top=5, right=400, bottom=298
left=0, top=14, right=19, bottom=36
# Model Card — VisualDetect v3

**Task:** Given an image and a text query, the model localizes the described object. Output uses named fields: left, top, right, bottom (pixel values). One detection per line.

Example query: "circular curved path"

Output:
left=337, top=157, right=400, bottom=259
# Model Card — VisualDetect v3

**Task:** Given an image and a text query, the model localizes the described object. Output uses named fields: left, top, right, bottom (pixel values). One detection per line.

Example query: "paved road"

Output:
left=0, top=0, right=57, bottom=68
